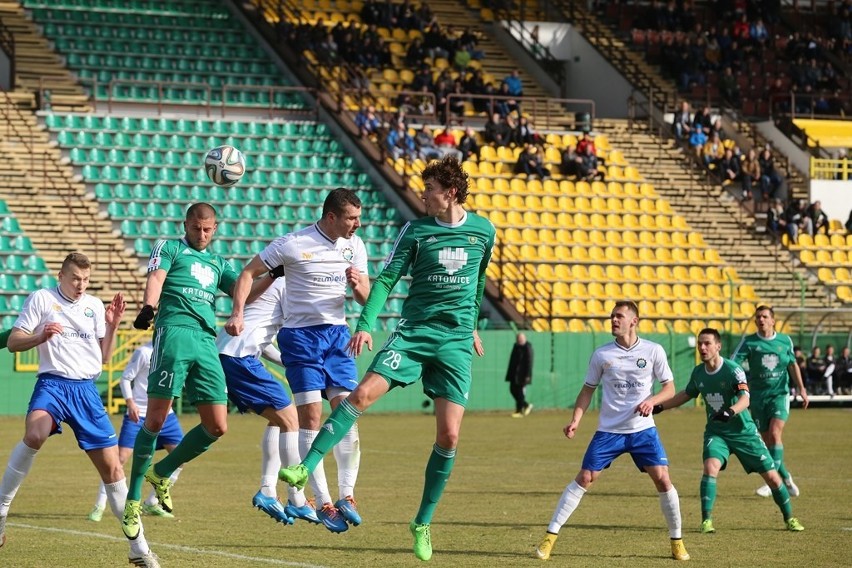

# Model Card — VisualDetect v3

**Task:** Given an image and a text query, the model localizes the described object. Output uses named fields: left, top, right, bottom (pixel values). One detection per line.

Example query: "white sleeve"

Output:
left=258, top=235, right=294, bottom=272
left=119, top=375, right=134, bottom=400
left=353, top=237, right=369, bottom=273
left=261, top=343, right=285, bottom=368
left=583, top=351, right=603, bottom=387
left=653, top=344, right=675, bottom=384
left=122, top=349, right=143, bottom=382
left=13, top=291, right=49, bottom=334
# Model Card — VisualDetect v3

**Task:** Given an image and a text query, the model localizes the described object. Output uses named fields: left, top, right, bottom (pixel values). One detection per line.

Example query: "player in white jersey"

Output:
left=535, top=301, right=689, bottom=562
left=226, top=188, right=370, bottom=531
left=87, top=341, right=184, bottom=522
left=216, top=276, right=319, bottom=528
left=0, top=253, right=159, bottom=567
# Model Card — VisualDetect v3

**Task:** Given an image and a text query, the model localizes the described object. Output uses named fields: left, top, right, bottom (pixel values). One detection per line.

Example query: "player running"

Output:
left=731, top=306, right=808, bottom=497
left=654, top=327, right=805, bottom=533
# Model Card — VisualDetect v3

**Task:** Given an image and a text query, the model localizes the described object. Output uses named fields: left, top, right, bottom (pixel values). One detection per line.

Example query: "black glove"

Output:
left=712, top=407, right=735, bottom=422
left=269, top=265, right=285, bottom=279
left=133, top=305, right=155, bottom=330
left=652, top=404, right=665, bottom=415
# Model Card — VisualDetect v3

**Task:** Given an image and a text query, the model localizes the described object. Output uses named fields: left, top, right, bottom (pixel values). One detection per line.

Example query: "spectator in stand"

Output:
left=417, top=86, right=436, bottom=117
left=405, top=37, right=427, bottom=68
left=504, top=114, right=522, bottom=147
left=514, top=144, right=550, bottom=179
left=458, top=27, right=485, bottom=60
left=750, top=18, right=769, bottom=53
left=434, top=128, right=463, bottom=161
left=806, top=346, right=828, bottom=394
left=805, top=200, right=830, bottom=235
left=693, top=106, right=713, bottom=135
left=578, top=143, right=604, bottom=182
left=560, top=144, right=580, bottom=178
left=517, top=116, right=542, bottom=146
left=740, top=148, right=761, bottom=201
left=503, top=69, right=524, bottom=97
left=672, top=100, right=693, bottom=140
left=702, top=133, right=725, bottom=167
left=386, top=122, right=416, bottom=160
left=835, top=347, right=852, bottom=395
left=719, top=67, right=741, bottom=105
left=705, top=27, right=722, bottom=70
left=576, top=130, right=596, bottom=157
left=758, top=147, right=783, bottom=202
left=415, top=126, right=443, bottom=161
left=495, top=82, right=519, bottom=118
left=766, top=199, right=788, bottom=237
left=718, top=148, right=740, bottom=186
left=355, top=105, right=381, bottom=138
left=688, top=127, right=708, bottom=159
left=447, top=80, right=467, bottom=118
left=423, top=22, right=449, bottom=60
left=484, top=112, right=511, bottom=147
left=784, top=198, right=811, bottom=244
left=733, top=13, right=750, bottom=42
left=458, top=127, right=480, bottom=161
left=793, top=346, right=807, bottom=390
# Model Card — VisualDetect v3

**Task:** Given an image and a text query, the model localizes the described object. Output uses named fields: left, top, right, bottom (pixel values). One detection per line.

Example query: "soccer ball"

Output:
left=204, top=145, right=246, bottom=187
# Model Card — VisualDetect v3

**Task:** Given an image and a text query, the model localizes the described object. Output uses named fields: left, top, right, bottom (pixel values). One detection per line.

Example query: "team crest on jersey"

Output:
left=302, top=252, right=314, bottom=260
left=52, top=303, right=62, bottom=312
left=190, top=262, right=215, bottom=289
left=341, top=247, right=354, bottom=262
left=468, top=236, right=477, bottom=244
left=761, top=353, right=779, bottom=371
left=84, top=307, right=95, bottom=318
left=438, top=247, right=468, bottom=275
left=636, top=358, right=647, bottom=368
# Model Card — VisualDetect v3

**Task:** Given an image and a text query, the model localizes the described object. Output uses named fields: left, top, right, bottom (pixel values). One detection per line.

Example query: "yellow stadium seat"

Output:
left=589, top=230, right=607, bottom=246
left=655, top=319, right=671, bottom=333
left=476, top=177, right=494, bottom=193
left=639, top=283, right=657, bottom=300
left=623, top=282, right=640, bottom=297
left=575, top=181, right=594, bottom=196
left=706, top=284, right=724, bottom=299
left=462, top=161, right=479, bottom=176
left=638, top=320, right=655, bottom=333
left=604, top=282, right=622, bottom=297
left=504, top=228, right=523, bottom=244
left=552, top=318, right=569, bottom=332
left=622, top=231, right=639, bottom=247
left=538, top=244, right=556, bottom=260
left=831, top=234, right=847, bottom=248
left=520, top=244, right=539, bottom=260
left=606, top=265, right=623, bottom=280
left=538, top=228, right=556, bottom=244
left=799, top=250, right=816, bottom=264
left=571, top=245, right=590, bottom=261
left=588, top=282, right=606, bottom=298
left=837, top=286, right=852, bottom=302
left=673, top=320, right=691, bottom=334
left=568, top=318, right=587, bottom=332
left=638, top=248, right=656, bottom=263
left=607, top=181, right=625, bottom=195
left=671, top=248, right=689, bottom=263
left=672, top=300, right=689, bottom=314
left=672, top=232, right=689, bottom=247
left=606, top=230, right=623, bottom=245
left=586, top=299, right=606, bottom=316
left=589, top=265, right=606, bottom=281
left=588, top=318, right=607, bottom=332
left=622, top=247, right=639, bottom=262
left=478, top=161, right=496, bottom=177
left=522, top=228, right=541, bottom=244
left=623, top=214, right=640, bottom=229
left=836, top=267, right=851, bottom=282
left=568, top=299, right=588, bottom=316
left=797, top=234, right=814, bottom=248
left=570, top=265, right=589, bottom=280
left=657, top=283, right=674, bottom=300
left=833, top=250, right=847, bottom=264
left=816, top=250, right=832, bottom=263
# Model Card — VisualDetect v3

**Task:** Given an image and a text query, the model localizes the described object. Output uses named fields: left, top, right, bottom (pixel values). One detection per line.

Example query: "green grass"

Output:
left=0, top=407, right=849, bottom=567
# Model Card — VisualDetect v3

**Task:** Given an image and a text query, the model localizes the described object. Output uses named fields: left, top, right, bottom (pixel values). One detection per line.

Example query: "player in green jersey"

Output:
left=654, top=328, right=804, bottom=533
left=279, top=156, right=496, bottom=561
left=121, top=203, right=249, bottom=555
left=0, top=328, right=9, bottom=350
left=731, top=306, right=808, bottom=498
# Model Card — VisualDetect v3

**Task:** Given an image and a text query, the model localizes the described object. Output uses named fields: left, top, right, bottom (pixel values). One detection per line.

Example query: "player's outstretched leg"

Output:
left=144, top=466, right=173, bottom=514
left=335, top=495, right=361, bottom=526
left=279, top=464, right=309, bottom=489
left=535, top=533, right=557, bottom=560
left=317, top=502, right=348, bottom=533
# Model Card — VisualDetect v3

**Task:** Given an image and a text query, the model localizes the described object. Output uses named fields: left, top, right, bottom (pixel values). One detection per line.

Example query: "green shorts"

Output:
left=148, top=326, right=228, bottom=405
left=366, top=321, right=474, bottom=407
left=703, top=428, right=775, bottom=474
left=749, top=392, right=790, bottom=432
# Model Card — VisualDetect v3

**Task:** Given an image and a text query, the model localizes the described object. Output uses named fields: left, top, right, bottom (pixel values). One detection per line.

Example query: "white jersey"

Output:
left=258, top=223, right=368, bottom=328
left=120, top=342, right=174, bottom=418
left=584, top=338, right=674, bottom=434
left=216, top=278, right=286, bottom=358
left=13, top=287, right=106, bottom=380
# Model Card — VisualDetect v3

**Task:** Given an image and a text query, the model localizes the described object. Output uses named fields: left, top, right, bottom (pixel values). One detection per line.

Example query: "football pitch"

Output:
left=0, top=407, right=849, bottom=567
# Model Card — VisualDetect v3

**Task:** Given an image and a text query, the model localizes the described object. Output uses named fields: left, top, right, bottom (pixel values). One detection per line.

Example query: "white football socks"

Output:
left=0, top=442, right=38, bottom=517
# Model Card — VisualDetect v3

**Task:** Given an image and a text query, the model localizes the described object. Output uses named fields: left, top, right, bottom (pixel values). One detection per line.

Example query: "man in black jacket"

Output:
left=506, top=333, right=534, bottom=417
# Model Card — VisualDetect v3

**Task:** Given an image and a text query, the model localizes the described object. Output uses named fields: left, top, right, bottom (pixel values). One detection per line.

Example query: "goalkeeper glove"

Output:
left=133, top=305, right=155, bottom=330
left=652, top=404, right=665, bottom=415
left=269, top=265, right=285, bottom=279
left=712, top=407, right=735, bottom=422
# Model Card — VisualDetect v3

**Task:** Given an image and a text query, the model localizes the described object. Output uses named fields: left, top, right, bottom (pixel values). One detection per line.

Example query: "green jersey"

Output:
left=147, top=238, right=238, bottom=336
left=356, top=212, right=495, bottom=333
left=685, top=357, right=756, bottom=435
left=731, top=332, right=795, bottom=397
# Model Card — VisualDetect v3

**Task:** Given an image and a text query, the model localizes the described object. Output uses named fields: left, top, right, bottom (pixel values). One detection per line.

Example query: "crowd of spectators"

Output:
left=621, top=0, right=850, bottom=116
left=805, top=343, right=852, bottom=396
left=766, top=198, right=832, bottom=243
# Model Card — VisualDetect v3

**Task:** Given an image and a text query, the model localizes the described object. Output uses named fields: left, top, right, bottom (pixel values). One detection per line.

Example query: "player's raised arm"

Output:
left=100, top=292, right=126, bottom=363
left=225, top=255, right=270, bottom=336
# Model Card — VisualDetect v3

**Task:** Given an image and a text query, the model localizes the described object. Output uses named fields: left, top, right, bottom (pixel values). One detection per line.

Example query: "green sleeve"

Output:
left=684, top=367, right=700, bottom=399
left=730, top=336, right=748, bottom=364
left=473, top=230, right=495, bottom=328
left=0, top=328, right=10, bottom=350
left=355, top=224, right=415, bottom=333
left=219, top=258, right=239, bottom=295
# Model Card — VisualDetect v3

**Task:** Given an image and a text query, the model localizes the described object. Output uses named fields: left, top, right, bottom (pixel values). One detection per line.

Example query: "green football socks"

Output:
left=415, top=444, right=456, bottom=525
left=770, top=483, right=793, bottom=519
left=768, top=445, right=790, bottom=480
left=128, top=426, right=159, bottom=501
left=154, top=424, right=219, bottom=478
left=303, top=399, right=361, bottom=472
left=700, top=475, right=717, bottom=521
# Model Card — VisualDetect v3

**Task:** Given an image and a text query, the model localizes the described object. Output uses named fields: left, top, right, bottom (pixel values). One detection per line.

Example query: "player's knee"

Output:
left=206, top=422, right=227, bottom=437
left=144, top=416, right=166, bottom=432
left=435, top=430, right=459, bottom=449
left=575, top=470, right=595, bottom=487
left=21, top=434, right=46, bottom=451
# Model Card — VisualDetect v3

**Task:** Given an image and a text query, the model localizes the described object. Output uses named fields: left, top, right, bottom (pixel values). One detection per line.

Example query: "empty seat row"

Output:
left=2, top=254, right=49, bottom=273
left=487, top=261, right=742, bottom=287
left=47, top=114, right=324, bottom=138
left=60, top=131, right=334, bottom=154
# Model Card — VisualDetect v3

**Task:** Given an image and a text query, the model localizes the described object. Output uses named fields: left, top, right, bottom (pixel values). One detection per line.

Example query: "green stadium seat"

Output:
left=0, top=235, right=12, bottom=252
left=217, top=222, right=235, bottom=238
left=0, top=201, right=8, bottom=214
left=134, top=238, right=152, bottom=256
left=231, top=240, right=249, bottom=256
left=158, top=221, right=181, bottom=237
left=17, top=274, right=38, bottom=292
left=1, top=217, right=21, bottom=233
left=4, top=255, right=24, bottom=272
left=120, top=219, right=139, bottom=237
left=9, top=295, right=25, bottom=312
left=0, top=274, right=15, bottom=290
left=139, top=220, right=159, bottom=236
left=26, top=255, right=47, bottom=272
left=39, top=274, right=58, bottom=288
left=12, top=236, right=34, bottom=252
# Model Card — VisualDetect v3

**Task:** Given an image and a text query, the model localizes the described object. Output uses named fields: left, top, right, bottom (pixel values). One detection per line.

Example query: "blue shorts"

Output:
left=117, top=412, right=183, bottom=449
left=28, top=374, right=117, bottom=451
left=277, top=324, right=358, bottom=395
left=582, top=428, right=669, bottom=473
left=220, top=354, right=292, bottom=414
